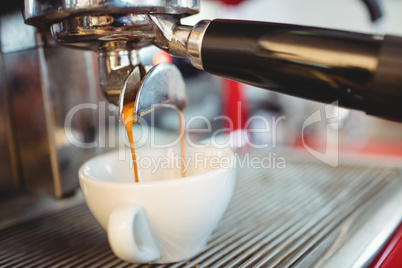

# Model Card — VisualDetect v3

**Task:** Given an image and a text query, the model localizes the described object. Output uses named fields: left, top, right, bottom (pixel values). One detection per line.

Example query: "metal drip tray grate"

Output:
left=1, top=153, right=402, bottom=267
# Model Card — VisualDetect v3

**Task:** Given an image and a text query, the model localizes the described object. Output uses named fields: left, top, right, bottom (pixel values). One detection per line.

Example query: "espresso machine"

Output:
left=23, top=0, right=402, bottom=122
left=0, top=3, right=101, bottom=203
left=0, top=0, right=399, bottom=219
left=0, top=0, right=398, bottom=201
left=1, top=0, right=402, bottom=266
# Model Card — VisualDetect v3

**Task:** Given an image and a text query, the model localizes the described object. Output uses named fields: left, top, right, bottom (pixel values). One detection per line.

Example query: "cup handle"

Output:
left=107, top=204, right=162, bottom=263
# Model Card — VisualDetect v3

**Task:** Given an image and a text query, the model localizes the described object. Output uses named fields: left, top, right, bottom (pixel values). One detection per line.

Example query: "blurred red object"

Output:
left=215, top=0, right=247, bottom=6
left=152, top=50, right=172, bottom=65
left=222, top=79, right=248, bottom=131
left=369, top=223, right=402, bottom=268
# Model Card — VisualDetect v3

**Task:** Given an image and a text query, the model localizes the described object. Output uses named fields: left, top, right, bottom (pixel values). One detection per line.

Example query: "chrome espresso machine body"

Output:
left=0, top=4, right=102, bottom=201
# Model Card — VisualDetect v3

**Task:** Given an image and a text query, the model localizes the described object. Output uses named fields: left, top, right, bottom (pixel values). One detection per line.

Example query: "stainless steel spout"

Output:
left=119, top=62, right=187, bottom=123
left=24, top=0, right=197, bottom=120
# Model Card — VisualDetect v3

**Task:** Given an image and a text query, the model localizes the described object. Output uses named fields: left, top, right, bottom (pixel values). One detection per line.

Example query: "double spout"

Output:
left=51, top=14, right=201, bottom=122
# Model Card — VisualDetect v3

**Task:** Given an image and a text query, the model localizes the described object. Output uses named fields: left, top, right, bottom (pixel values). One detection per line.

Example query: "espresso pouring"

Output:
left=121, top=102, right=186, bottom=182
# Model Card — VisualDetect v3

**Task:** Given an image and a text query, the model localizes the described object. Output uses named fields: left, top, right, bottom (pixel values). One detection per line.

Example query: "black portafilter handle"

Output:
left=198, top=20, right=402, bottom=122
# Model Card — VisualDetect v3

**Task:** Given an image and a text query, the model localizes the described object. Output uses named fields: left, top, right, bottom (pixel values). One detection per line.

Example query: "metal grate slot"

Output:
left=1, top=153, right=402, bottom=267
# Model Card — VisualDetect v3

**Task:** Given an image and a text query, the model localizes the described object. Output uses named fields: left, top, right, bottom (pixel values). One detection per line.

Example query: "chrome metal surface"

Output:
left=51, top=14, right=156, bottom=51
left=150, top=15, right=192, bottom=59
left=1, top=11, right=37, bottom=53
left=50, top=13, right=197, bottom=59
left=50, top=13, right=208, bottom=64
left=36, top=45, right=99, bottom=197
left=186, top=20, right=211, bottom=69
left=50, top=13, right=194, bottom=108
left=0, top=42, right=19, bottom=199
left=24, top=0, right=199, bottom=25
left=119, top=62, right=187, bottom=122
left=1, top=153, right=401, bottom=267
left=0, top=192, right=84, bottom=230
left=118, top=66, right=143, bottom=111
left=0, top=10, right=101, bottom=197
left=99, top=48, right=141, bottom=104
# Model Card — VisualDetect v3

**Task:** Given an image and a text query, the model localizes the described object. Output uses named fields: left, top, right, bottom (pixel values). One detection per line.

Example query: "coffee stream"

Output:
left=178, top=111, right=186, bottom=178
left=122, top=102, right=186, bottom=182
left=121, top=102, right=140, bottom=182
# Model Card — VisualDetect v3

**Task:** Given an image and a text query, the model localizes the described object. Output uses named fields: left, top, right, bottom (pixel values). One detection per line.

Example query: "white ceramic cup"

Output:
left=78, top=146, right=235, bottom=264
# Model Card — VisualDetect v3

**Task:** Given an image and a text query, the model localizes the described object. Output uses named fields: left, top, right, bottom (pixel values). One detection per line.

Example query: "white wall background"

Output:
left=186, top=0, right=402, bottom=35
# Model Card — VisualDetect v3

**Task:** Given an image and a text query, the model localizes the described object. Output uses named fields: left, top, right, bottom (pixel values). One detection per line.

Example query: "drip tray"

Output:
left=1, top=152, right=402, bottom=267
